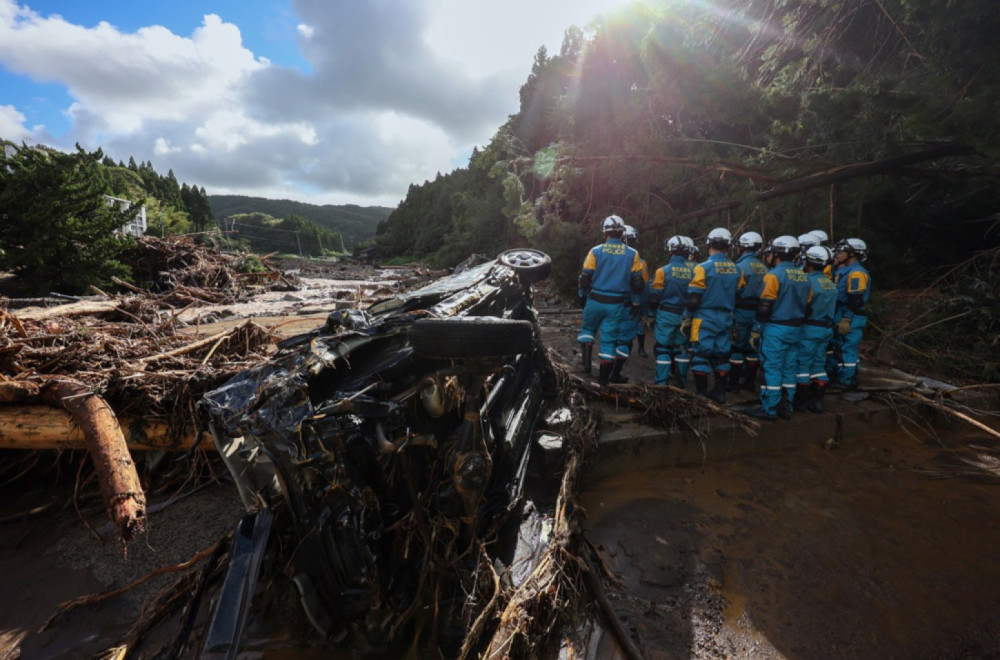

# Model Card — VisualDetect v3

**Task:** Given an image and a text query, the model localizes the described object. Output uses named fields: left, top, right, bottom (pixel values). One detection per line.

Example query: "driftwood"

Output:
left=28, top=378, right=147, bottom=543
left=0, top=404, right=209, bottom=451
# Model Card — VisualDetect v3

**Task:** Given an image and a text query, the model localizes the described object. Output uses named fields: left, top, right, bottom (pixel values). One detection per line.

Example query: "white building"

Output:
left=106, top=195, right=148, bottom=237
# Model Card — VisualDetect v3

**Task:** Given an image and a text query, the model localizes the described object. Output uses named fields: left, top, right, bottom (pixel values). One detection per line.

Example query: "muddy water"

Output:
left=579, top=430, right=1000, bottom=659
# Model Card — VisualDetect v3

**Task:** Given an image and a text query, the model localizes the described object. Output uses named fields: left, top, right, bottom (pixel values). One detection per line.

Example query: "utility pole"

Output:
left=295, top=231, right=302, bottom=256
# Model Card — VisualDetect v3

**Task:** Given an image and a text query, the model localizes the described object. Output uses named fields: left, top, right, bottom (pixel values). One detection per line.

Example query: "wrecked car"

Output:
left=199, top=248, right=555, bottom=656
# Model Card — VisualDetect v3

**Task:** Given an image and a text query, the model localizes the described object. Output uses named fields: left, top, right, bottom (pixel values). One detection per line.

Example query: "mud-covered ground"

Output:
left=2, top=265, right=999, bottom=659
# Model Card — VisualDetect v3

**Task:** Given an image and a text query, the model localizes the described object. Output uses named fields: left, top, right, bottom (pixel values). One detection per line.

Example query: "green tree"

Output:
left=0, top=144, right=136, bottom=294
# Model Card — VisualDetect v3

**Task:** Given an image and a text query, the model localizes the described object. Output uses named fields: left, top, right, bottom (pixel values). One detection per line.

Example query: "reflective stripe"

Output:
left=764, top=385, right=781, bottom=391
left=675, top=358, right=690, bottom=364
left=656, top=359, right=671, bottom=365
left=782, top=383, right=796, bottom=389
left=745, top=357, right=759, bottom=364
left=615, top=348, right=629, bottom=358
left=579, top=334, right=595, bottom=342
left=810, top=372, right=827, bottom=379
left=731, top=359, right=745, bottom=365
left=843, top=362, right=857, bottom=367
left=796, top=373, right=809, bottom=379
left=598, top=351, right=615, bottom=360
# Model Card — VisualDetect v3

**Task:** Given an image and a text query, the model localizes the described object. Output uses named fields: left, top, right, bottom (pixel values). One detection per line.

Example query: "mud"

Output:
left=580, top=430, right=1000, bottom=659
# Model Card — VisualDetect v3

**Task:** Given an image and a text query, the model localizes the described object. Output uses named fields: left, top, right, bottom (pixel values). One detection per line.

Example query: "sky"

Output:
left=0, top=0, right=632, bottom=208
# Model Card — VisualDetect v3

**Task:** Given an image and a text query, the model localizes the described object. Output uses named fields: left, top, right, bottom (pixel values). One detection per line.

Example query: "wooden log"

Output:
left=12, top=299, right=120, bottom=321
left=39, top=379, right=148, bottom=543
left=0, top=405, right=211, bottom=451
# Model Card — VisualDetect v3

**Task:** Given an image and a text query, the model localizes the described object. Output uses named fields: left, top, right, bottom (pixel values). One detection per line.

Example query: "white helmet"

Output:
left=665, top=235, right=687, bottom=254
left=706, top=227, right=732, bottom=249
left=624, top=225, right=639, bottom=245
left=810, top=229, right=830, bottom=245
left=602, top=215, right=626, bottom=234
left=766, top=235, right=800, bottom=260
left=680, top=235, right=695, bottom=248
left=804, top=245, right=833, bottom=269
left=798, top=232, right=821, bottom=249
left=687, top=242, right=701, bottom=260
left=738, top=231, right=763, bottom=250
left=834, top=237, right=868, bottom=262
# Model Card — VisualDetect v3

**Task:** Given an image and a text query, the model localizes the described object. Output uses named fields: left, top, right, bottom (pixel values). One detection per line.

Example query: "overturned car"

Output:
left=199, top=249, right=556, bottom=656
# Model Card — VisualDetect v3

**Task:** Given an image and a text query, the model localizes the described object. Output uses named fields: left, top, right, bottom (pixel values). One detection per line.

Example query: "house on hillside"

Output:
left=106, top=195, right=147, bottom=237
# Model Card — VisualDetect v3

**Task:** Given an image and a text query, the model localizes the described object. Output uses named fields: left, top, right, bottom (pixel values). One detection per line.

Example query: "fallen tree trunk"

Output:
left=38, top=378, right=148, bottom=543
left=0, top=404, right=211, bottom=451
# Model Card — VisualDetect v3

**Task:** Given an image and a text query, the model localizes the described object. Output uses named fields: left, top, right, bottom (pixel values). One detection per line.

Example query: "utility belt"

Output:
left=804, top=319, right=833, bottom=328
left=588, top=291, right=626, bottom=304
left=658, top=304, right=684, bottom=314
left=735, top=300, right=759, bottom=311
left=766, top=318, right=804, bottom=327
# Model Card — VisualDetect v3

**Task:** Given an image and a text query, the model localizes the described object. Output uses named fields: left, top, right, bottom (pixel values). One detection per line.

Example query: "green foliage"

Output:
left=220, top=212, right=342, bottom=256
left=0, top=144, right=135, bottom=295
left=234, top=254, right=268, bottom=274
left=209, top=195, right=390, bottom=250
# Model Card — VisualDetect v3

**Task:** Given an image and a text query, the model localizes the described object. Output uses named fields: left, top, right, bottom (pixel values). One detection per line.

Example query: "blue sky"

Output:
left=0, top=0, right=633, bottom=206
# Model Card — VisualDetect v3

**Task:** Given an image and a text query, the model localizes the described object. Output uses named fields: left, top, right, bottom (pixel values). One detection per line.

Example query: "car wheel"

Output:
left=410, top=317, right=534, bottom=359
left=498, top=249, right=552, bottom=284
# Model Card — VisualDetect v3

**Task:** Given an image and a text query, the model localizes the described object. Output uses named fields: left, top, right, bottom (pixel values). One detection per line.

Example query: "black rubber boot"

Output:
left=796, top=384, right=811, bottom=411
left=747, top=406, right=777, bottom=422
left=807, top=382, right=825, bottom=413
left=710, top=372, right=727, bottom=404
left=742, top=362, right=759, bottom=392
left=609, top=358, right=629, bottom=384
left=580, top=343, right=593, bottom=375
left=637, top=333, right=648, bottom=357
left=777, top=389, right=793, bottom=420
left=694, top=373, right=710, bottom=397
left=597, top=361, right=613, bottom=390
left=727, top=363, right=743, bottom=392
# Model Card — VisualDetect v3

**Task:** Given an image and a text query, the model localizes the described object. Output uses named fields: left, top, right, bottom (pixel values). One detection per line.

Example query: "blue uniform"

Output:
left=648, top=255, right=694, bottom=385
left=731, top=252, right=768, bottom=373
left=616, top=257, right=649, bottom=358
left=578, top=238, right=644, bottom=362
left=831, top=261, right=871, bottom=386
left=756, top=261, right=811, bottom=416
left=688, top=253, right=743, bottom=378
left=796, top=270, right=837, bottom=387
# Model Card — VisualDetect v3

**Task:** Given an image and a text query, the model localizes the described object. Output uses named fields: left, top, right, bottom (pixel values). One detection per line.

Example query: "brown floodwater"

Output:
left=579, top=429, right=1000, bottom=659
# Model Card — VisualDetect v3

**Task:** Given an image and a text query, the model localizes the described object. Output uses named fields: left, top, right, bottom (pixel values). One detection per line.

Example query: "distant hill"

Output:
left=209, top=195, right=394, bottom=249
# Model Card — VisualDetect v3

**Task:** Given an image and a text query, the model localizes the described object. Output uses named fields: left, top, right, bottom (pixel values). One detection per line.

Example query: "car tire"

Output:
left=410, top=317, right=534, bottom=359
left=497, top=249, right=552, bottom=284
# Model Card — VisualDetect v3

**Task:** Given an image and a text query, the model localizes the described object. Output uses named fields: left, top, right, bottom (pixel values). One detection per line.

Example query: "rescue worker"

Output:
left=795, top=245, right=837, bottom=412
left=747, top=236, right=812, bottom=421
left=686, top=242, right=701, bottom=267
left=829, top=237, right=870, bottom=389
left=810, top=229, right=830, bottom=246
left=686, top=228, right=743, bottom=403
left=795, top=232, right=821, bottom=267
left=577, top=215, right=646, bottom=389
left=611, top=225, right=650, bottom=382
left=648, top=236, right=695, bottom=386
left=730, top=231, right=768, bottom=392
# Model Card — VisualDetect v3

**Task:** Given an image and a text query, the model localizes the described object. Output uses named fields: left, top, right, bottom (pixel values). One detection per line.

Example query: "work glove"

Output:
left=578, top=294, right=587, bottom=309
left=680, top=317, right=692, bottom=338
left=836, top=317, right=851, bottom=336
left=749, top=330, right=761, bottom=352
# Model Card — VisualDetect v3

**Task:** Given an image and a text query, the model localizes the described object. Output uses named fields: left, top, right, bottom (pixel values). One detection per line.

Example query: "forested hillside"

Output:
left=210, top=195, right=393, bottom=249
left=375, top=0, right=1000, bottom=294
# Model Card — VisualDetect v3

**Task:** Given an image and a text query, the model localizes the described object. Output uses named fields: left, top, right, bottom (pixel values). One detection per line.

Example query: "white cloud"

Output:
left=0, top=103, right=29, bottom=141
left=0, top=0, right=629, bottom=206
